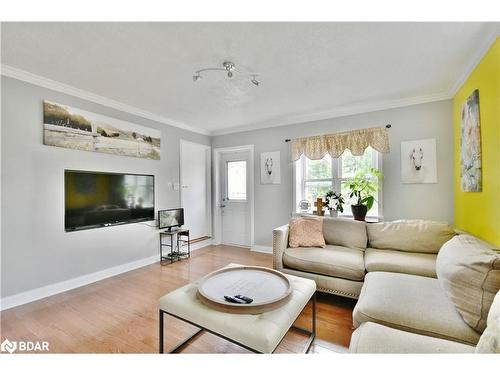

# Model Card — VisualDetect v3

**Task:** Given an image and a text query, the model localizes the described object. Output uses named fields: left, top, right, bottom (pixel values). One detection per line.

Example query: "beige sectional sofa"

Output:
left=350, top=233, right=500, bottom=353
left=272, top=217, right=500, bottom=353
left=272, top=217, right=455, bottom=299
left=351, top=284, right=500, bottom=353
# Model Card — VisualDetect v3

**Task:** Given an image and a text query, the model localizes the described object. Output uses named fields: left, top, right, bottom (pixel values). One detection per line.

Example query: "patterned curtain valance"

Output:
left=290, top=126, right=390, bottom=161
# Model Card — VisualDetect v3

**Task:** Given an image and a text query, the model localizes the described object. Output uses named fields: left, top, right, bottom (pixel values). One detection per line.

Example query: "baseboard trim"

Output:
left=0, top=240, right=214, bottom=311
left=250, top=245, right=273, bottom=254
left=189, top=238, right=214, bottom=251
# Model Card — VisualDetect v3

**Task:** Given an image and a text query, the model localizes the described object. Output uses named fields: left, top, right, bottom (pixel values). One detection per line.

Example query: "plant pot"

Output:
left=351, top=205, right=368, bottom=221
left=329, top=209, right=338, bottom=217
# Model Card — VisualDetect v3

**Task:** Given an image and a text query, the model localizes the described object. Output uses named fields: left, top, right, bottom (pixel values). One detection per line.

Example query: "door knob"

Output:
left=220, top=204, right=226, bottom=208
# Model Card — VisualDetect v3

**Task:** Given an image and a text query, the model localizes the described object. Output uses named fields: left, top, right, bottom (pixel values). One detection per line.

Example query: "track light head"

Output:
left=251, top=76, right=260, bottom=86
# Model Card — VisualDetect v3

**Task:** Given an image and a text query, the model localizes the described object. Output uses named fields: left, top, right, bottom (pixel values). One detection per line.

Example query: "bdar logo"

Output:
left=1, top=339, right=17, bottom=353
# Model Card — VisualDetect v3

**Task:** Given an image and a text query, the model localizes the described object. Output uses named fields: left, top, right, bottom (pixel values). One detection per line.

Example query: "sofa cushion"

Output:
left=475, top=291, right=500, bottom=353
left=322, top=217, right=367, bottom=250
left=436, top=234, right=500, bottom=333
left=353, top=272, right=481, bottom=345
left=288, top=216, right=325, bottom=248
left=350, top=322, right=475, bottom=353
left=367, top=219, right=455, bottom=253
left=365, top=248, right=437, bottom=278
left=283, top=245, right=365, bottom=281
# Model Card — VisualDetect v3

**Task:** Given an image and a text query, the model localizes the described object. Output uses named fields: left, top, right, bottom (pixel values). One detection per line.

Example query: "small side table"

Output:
left=159, top=228, right=190, bottom=264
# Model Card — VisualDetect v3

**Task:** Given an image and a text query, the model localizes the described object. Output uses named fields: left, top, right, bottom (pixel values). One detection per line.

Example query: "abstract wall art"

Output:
left=460, top=89, right=482, bottom=192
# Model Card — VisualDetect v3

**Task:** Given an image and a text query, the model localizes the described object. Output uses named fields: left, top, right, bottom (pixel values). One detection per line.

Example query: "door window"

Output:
left=226, top=161, right=247, bottom=200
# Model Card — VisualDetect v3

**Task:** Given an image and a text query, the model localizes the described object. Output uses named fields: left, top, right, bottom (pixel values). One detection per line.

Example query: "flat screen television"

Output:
left=65, top=170, right=154, bottom=231
left=158, top=208, right=184, bottom=230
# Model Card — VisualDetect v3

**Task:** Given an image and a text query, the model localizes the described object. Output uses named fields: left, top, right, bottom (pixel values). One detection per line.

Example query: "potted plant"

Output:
left=343, top=167, right=383, bottom=221
left=324, top=191, right=345, bottom=217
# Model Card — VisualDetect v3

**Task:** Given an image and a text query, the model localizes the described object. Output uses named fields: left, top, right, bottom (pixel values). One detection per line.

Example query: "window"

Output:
left=226, top=161, right=247, bottom=200
left=294, top=147, right=381, bottom=218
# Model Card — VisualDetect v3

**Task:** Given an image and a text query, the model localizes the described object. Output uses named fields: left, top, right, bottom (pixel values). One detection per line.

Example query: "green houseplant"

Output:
left=324, top=191, right=345, bottom=217
left=343, top=167, right=383, bottom=221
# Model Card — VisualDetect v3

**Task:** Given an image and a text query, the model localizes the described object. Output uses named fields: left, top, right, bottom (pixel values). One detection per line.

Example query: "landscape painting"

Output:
left=43, top=101, right=161, bottom=160
left=460, top=89, right=482, bottom=192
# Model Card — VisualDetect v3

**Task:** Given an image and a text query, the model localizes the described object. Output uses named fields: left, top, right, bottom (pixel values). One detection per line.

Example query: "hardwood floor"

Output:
left=0, top=245, right=356, bottom=353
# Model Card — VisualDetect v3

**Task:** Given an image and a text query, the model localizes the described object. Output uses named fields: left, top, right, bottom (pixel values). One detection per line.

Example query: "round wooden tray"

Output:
left=197, top=266, right=292, bottom=314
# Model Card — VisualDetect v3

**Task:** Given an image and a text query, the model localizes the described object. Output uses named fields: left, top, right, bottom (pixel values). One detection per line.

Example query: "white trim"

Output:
left=250, top=245, right=273, bottom=254
left=448, top=25, right=500, bottom=96
left=0, top=254, right=157, bottom=311
left=211, top=26, right=498, bottom=137
left=0, top=242, right=213, bottom=311
left=190, top=238, right=215, bottom=251
left=3, top=26, right=497, bottom=138
left=210, top=92, right=451, bottom=136
left=213, top=145, right=255, bottom=247
left=0, top=64, right=210, bottom=136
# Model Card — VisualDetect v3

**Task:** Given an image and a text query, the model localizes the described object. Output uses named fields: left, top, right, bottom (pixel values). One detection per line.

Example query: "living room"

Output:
left=1, top=2, right=499, bottom=374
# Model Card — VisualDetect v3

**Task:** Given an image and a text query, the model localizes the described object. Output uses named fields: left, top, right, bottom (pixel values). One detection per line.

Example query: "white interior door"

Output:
left=220, top=151, right=251, bottom=247
left=180, top=140, right=211, bottom=240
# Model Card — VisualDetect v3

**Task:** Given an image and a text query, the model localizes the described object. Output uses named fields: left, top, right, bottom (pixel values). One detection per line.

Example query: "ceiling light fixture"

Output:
left=193, top=61, right=260, bottom=86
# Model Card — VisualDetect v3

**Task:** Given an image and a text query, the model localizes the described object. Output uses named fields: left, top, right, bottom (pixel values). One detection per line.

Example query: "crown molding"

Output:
left=4, top=23, right=498, bottom=139
left=448, top=24, right=500, bottom=96
left=0, top=64, right=211, bottom=136
left=211, top=91, right=451, bottom=136
left=211, top=26, right=500, bottom=137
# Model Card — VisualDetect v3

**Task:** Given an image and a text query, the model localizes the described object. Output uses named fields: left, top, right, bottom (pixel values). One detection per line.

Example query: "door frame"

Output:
left=179, top=139, right=212, bottom=238
left=213, top=144, right=255, bottom=247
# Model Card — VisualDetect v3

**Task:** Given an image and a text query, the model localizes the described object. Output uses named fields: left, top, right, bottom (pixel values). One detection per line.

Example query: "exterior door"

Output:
left=220, top=151, right=250, bottom=247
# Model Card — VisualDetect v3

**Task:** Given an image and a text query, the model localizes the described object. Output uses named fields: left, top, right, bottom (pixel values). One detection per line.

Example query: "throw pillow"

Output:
left=436, top=234, right=500, bottom=333
left=475, top=290, right=500, bottom=353
left=288, top=216, right=326, bottom=248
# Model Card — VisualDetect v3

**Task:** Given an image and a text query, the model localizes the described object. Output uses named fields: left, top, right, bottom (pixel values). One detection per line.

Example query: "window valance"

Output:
left=289, top=126, right=390, bottom=161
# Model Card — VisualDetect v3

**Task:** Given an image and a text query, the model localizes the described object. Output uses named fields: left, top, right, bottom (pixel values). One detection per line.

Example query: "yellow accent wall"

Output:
left=453, top=37, right=500, bottom=246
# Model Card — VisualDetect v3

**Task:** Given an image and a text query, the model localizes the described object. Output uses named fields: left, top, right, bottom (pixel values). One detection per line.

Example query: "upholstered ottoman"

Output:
left=159, top=264, right=317, bottom=353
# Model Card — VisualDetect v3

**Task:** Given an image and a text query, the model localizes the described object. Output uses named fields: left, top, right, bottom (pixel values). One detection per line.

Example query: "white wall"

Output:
left=0, top=75, right=454, bottom=298
left=212, top=100, right=454, bottom=247
left=1, top=76, right=210, bottom=298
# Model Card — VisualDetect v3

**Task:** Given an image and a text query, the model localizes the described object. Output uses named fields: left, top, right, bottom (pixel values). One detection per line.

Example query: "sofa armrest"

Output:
left=272, top=224, right=289, bottom=270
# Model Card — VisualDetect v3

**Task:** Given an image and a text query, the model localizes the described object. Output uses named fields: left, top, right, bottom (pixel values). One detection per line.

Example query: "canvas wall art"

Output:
left=460, top=89, right=482, bottom=192
left=401, top=138, right=437, bottom=184
left=43, top=101, right=161, bottom=160
left=260, top=151, right=281, bottom=184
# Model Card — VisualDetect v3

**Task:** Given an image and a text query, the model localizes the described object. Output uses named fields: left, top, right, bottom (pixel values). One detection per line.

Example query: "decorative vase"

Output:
left=351, top=205, right=368, bottom=221
left=329, top=209, right=338, bottom=217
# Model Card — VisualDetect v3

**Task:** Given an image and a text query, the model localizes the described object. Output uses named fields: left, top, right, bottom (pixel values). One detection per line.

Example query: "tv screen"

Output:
left=158, top=208, right=184, bottom=230
left=65, top=170, right=154, bottom=231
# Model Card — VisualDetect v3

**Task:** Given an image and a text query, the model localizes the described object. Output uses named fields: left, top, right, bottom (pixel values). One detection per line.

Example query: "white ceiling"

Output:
left=1, top=22, right=498, bottom=135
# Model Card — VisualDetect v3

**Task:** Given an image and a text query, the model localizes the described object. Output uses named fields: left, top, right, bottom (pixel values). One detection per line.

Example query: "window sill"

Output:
left=292, top=212, right=382, bottom=223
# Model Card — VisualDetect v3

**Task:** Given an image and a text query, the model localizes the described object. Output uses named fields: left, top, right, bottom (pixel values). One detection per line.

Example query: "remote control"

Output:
left=232, top=296, right=248, bottom=304
left=234, top=295, right=253, bottom=303
left=224, top=295, right=245, bottom=304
